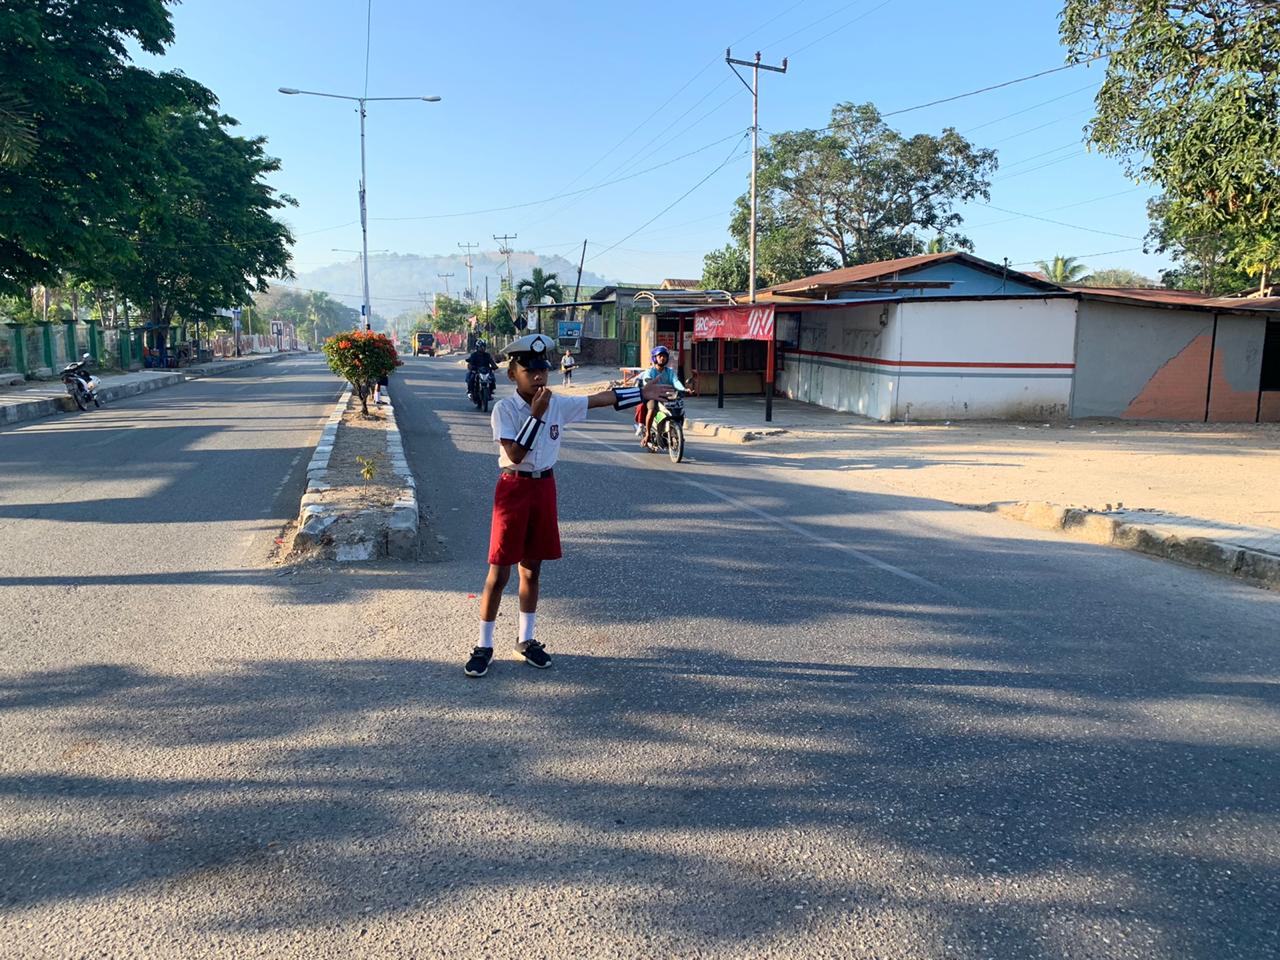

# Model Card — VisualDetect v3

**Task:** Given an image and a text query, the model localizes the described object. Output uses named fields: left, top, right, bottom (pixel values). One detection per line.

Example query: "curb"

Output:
left=686, top=417, right=789, bottom=443
left=980, top=500, right=1280, bottom=590
left=294, top=388, right=419, bottom=562
left=0, top=353, right=290, bottom=426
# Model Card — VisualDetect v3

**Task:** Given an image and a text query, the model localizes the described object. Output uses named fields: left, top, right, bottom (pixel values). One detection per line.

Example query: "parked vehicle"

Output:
left=413, top=332, right=436, bottom=357
left=645, top=393, right=686, bottom=463
left=470, top=369, right=495, bottom=413
left=60, top=354, right=102, bottom=410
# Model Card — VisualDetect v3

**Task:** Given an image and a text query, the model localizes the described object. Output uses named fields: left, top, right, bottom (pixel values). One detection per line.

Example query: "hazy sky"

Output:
left=137, top=0, right=1165, bottom=286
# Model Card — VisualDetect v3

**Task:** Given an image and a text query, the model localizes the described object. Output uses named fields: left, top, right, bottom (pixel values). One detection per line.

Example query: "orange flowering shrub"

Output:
left=323, top=329, right=402, bottom=414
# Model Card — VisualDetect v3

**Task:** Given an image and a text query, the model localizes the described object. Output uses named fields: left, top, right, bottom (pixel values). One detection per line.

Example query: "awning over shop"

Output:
left=693, top=304, right=775, bottom=341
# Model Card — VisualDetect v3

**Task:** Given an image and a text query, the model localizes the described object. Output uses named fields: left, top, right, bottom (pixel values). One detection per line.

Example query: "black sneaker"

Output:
left=464, top=646, right=494, bottom=678
left=516, top=640, right=551, bottom=669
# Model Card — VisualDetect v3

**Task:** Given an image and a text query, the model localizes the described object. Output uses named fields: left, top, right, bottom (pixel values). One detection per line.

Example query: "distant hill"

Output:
left=283, top=250, right=613, bottom=319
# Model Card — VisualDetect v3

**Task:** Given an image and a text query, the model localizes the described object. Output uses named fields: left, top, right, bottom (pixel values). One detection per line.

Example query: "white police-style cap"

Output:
left=503, top=334, right=557, bottom=369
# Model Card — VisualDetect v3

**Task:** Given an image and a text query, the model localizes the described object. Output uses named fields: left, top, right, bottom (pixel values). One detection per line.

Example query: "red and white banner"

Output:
left=693, top=304, right=775, bottom=341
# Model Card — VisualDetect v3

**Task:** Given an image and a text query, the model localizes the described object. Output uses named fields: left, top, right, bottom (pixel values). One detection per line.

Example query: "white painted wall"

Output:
left=776, top=303, right=898, bottom=418
left=893, top=298, right=1077, bottom=420
left=777, top=297, right=1078, bottom=421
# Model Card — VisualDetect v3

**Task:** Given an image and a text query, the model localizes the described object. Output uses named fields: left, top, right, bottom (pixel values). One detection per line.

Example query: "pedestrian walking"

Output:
left=373, top=371, right=389, bottom=406
left=464, top=333, right=675, bottom=678
left=560, top=347, right=576, bottom=385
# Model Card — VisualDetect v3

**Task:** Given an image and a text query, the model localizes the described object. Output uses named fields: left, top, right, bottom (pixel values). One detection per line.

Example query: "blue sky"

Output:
left=138, top=0, right=1165, bottom=285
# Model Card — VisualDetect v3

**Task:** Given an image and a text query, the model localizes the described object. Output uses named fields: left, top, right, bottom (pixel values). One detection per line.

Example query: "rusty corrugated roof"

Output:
left=764, top=251, right=1060, bottom=295
left=1067, top=285, right=1280, bottom=316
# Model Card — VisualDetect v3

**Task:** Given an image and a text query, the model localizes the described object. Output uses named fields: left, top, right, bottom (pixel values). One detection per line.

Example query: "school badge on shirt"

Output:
left=550, top=425, right=560, bottom=440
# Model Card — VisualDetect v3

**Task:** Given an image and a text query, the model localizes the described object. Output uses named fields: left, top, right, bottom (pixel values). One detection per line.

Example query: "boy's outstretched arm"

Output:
left=586, top=380, right=676, bottom=410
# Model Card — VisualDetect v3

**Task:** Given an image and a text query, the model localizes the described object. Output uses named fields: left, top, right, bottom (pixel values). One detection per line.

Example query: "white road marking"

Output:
left=581, top=430, right=966, bottom=603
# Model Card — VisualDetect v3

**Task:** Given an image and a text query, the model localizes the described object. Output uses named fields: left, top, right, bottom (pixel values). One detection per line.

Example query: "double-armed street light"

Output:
left=279, top=87, right=441, bottom=329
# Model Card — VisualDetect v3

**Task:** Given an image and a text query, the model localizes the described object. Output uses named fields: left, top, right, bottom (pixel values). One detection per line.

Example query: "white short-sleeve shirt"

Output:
left=492, top=392, right=590, bottom=471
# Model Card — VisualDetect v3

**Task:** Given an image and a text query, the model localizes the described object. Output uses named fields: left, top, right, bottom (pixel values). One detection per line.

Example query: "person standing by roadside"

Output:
left=464, top=333, right=675, bottom=678
left=560, top=347, right=576, bottom=385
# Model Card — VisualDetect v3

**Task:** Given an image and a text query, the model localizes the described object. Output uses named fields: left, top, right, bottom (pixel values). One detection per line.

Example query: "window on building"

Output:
left=694, top=340, right=769, bottom=372
left=1262, top=321, right=1280, bottom=391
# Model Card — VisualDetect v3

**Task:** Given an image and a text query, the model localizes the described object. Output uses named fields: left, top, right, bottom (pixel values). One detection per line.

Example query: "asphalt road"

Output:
left=1, top=353, right=1277, bottom=959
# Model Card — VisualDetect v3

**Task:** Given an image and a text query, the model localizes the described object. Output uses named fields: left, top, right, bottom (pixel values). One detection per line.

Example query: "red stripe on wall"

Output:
left=790, top=348, right=1075, bottom=370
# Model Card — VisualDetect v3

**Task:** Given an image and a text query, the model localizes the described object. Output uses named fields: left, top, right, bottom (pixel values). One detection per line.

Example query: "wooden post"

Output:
left=765, top=334, right=775, bottom=422
left=676, top=316, right=685, bottom=382
left=717, top=338, right=725, bottom=409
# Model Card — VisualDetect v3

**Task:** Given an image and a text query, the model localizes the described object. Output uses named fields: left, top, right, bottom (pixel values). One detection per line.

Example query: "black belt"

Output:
left=500, top=467, right=554, bottom=479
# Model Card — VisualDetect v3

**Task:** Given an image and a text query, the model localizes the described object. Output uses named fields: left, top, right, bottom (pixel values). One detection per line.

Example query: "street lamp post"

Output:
left=279, top=87, right=441, bottom=329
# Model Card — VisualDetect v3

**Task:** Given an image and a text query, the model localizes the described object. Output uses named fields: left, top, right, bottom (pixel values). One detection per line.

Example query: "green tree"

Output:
left=701, top=243, right=751, bottom=291
left=433, top=294, right=472, bottom=333
left=0, top=0, right=187, bottom=292
left=1077, top=267, right=1157, bottom=288
left=1062, top=2, right=1280, bottom=282
left=925, top=235, right=948, bottom=254
left=111, top=93, right=294, bottom=327
left=486, top=297, right=517, bottom=337
left=736, top=102, right=997, bottom=276
left=1035, top=255, right=1091, bottom=284
left=0, top=90, right=36, bottom=167
left=1145, top=195, right=1252, bottom=295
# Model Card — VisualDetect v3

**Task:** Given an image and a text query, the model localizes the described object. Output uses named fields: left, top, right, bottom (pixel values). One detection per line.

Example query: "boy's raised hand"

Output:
left=531, top=386, right=552, bottom=419
left=640, top=380, right=676, bottom=402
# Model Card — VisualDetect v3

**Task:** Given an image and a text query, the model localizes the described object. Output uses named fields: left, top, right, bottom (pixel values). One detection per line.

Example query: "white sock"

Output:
left=478, top=621, right=496, bottom=649
left=518, top=611, right=536, bottom=644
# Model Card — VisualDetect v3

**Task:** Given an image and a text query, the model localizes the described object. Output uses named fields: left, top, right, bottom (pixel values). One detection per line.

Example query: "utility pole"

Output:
left=458, top=242, right=479, bottom=302
left=493, top=233, right=518, bottom=329
left=568, top=239, right=588, bottom=346
left=437, top=272, right=454, bottom=297
left=727, top=48, right=786, bottom=424
left=726, top=49, right=787, bottom=305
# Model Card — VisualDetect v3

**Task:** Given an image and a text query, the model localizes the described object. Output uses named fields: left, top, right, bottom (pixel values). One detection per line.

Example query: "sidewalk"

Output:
left=0, top=353, right=292, bottom=425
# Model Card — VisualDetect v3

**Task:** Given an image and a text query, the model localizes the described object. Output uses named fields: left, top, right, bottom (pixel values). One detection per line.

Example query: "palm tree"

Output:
left=1035, top=255, right=1091, bottom=284
left=925, top=236, right=947, bottom=254
left=515, top=268, right=564, bottom=333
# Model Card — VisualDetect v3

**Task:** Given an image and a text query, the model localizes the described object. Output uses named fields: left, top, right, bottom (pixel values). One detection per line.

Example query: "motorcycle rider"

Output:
left=466, top=338, right=498, bottom=401
left=637, top=345, right=685, bottom=445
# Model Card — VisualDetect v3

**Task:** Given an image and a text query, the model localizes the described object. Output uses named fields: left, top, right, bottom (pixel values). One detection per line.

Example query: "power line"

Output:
left=371, top=129, right=748, bottom=223
left=519, top=0, right=813, bottom=223
left=786, top=0, right=897, bottom=58
left=961, top=81, right=1098, bottom=134
left=883, top=57, right=1104, bottom=119
left=587, top=134, right=750, bottom=264
left=973, top=201, right=1142, bottom=240
left=965, top=186, right=1146, bottom=230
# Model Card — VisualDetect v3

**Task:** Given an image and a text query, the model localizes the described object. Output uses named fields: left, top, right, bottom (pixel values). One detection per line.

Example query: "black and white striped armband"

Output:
left=514, top=416, right=543, bottom=448
left=613, top=386, right=643, bottom=410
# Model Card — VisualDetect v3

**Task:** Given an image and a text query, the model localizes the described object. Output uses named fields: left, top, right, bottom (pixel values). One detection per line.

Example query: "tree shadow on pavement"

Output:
left=0, top=643, right=1276, bottom=958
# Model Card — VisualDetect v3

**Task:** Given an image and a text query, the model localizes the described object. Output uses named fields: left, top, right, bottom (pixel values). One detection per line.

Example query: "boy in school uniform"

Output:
left=465, top=333, right=674, bottom=677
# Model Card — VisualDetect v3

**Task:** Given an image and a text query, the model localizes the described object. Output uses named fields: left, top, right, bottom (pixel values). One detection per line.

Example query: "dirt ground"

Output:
left=746, top=419, right=1280, bottom=532
left=320, top=400, right=400, bottom=504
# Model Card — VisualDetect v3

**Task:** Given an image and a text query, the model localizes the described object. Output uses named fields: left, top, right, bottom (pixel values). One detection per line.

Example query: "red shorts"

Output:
left=488, top=473, right=561, bottom=566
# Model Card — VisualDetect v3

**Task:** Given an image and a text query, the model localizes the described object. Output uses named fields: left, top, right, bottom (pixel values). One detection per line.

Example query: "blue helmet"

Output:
left=651, top=345, right=670, bottom=361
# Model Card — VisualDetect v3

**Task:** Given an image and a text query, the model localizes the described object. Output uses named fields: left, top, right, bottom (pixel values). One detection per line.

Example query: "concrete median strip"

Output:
left=980, top=500, right=1280, bottom=589
left=293, top=387, right=419, bottom=562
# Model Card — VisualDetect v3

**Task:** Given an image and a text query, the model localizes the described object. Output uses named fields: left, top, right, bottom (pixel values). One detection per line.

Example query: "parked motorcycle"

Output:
left=469, top=369, right=495, bottom=413
left=644, top=393, right=686, bottom=463
left=60, top=353, right=102, bottom=411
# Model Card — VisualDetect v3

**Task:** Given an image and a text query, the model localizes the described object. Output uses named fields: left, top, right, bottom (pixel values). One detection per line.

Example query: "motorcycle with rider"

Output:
left=465, top=339, right=498, bottom=412
left=637, top=344, right=688, bottom=463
